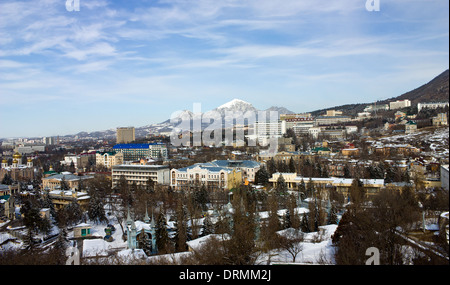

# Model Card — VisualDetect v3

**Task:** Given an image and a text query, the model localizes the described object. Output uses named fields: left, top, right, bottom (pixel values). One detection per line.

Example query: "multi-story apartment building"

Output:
left=417, top=101, right=449, bottom=112
left=281, top=117, right=315, bottom=135
left=43, top=136, right=57, bottom=145
left=15, top=145, right=46, bottom=154
left=432, top=113, right=448, bottom=126
left=117, top=127, right=135, bottom=144
left=249, top=120, right=286, bottom=145
left=113, top=143, right=168, bottom=161
left=364, top=104, right=389, bottom=113
left=314, top=110, right=352, bottom=126
left=96, top=151, right=124, bottom=169
left=389, top=99, right=411, bottom=110
left=280, top=113, right=312, bottom=120
left=112, top=164, right=170, bottom=188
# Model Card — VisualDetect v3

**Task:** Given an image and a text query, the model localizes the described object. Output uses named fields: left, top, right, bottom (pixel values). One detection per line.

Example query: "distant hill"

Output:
left=387, top=69, right=449, bottom=105
left=311, top=69, right=449, bottom=116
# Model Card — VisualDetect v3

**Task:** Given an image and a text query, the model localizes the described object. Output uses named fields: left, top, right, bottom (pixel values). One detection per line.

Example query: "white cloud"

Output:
left=64, top=42, right=118, bottom=60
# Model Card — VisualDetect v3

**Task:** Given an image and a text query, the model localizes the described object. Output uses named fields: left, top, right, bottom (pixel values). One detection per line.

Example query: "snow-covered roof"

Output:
left=186, top=234, right=230, bottom=251
left=74, top=223, right=91, bottom=228
left=83, top=239, right=112, bottom=257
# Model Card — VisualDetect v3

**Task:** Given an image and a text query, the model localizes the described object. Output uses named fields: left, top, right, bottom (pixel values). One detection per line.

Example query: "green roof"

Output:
left=313, top=147, right=331, bottom=152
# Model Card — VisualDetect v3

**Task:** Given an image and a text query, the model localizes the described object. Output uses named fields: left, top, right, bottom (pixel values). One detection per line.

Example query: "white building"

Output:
left=314, top=115, right=352, bottom=126
left=43, top=137, right=57, bottom=145
left=308, top=127, right=321, bottom=139
left=345, top=126, right=358, bottom=134
left=364, top=104, right=389, bottom=113
left=15, top=145, right=46, bottom=154
left=418, top=102, right=449, bottom=112
left=389, top=99, right=411, bottom=110
left=282, top=117, right=315, bottom=135
left=170, top=163, right=242, bottom=191
left=248, top=120, right=286, bottom=145
left=60, top=154, right=78, bottom=169
left=112, top=164, right=170, bottom=187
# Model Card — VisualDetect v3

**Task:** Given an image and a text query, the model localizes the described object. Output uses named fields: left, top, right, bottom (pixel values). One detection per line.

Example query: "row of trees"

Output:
left=255, top=157, right=418, bottom=187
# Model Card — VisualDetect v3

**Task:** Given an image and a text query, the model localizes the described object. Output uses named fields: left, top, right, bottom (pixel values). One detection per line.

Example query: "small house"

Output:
left=73, top=223, right=92, bottom=238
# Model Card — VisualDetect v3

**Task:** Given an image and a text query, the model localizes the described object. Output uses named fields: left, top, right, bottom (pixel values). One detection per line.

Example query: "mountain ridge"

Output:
left=310, top=69, right=449, bottom=116
left=58, top=69, right=448, bottom=139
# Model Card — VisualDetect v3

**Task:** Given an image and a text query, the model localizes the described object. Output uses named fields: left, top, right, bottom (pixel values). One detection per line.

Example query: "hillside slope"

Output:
left=311, top=69, right=449, bottom=116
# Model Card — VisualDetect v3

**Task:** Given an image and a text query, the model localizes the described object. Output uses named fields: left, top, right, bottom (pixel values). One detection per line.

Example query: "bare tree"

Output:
left=277, top=228, right=304, bottom=262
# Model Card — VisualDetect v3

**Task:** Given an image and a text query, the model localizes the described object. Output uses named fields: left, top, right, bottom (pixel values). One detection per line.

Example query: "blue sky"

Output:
left=0, top=0, right=448, bottom=138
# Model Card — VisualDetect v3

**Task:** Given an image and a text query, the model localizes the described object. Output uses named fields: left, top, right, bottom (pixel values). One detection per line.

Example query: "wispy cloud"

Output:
left=0, top=0, right=448, bottom=137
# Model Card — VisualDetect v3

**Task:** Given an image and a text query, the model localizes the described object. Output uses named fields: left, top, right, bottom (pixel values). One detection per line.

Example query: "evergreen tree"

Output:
left=298, top=179, right=306, bottom=198
left=288, top=158, right=296, bottom=173
left=266, top=158, right=277, bottom=176
left=321, top=164, right=329, bottom=178
left=328, top=203, right=339, bottom=225
left=214, top=214, right=231, bottom=235
left=41, top=192, right=56, bottom=218
left=308, top=196, right=318, bottom=232
left=60, top=177, right=69, bottom=190
left=202, top=215, right=214, bottom=237
left=226, top=191, right=257, bottom=265
left=193, top=184, right=209, bottom=211
left=1, top=173, right=13, bottom=185
left=307, top=178, right=315, bottom=198
left=275, top=174, right=287, bottom=196
left=262, top=194, right=280, bottom=249
left=21, top=201, right=42, bottom=233
left=174, top=200, right=188, bottom=252
left=286, top=194, right=300, bottom=229
left=343, top=164, right=351, bottom=178
left=88, top=194, right=107, bottom=223
left=300, top=212, right=309, bottom=232
left=349, top=178, right=365, bottom=205
left=64, top=201, right=83, bottom=226
left=255, top=166, right=270, bottom=186
left=23, top=228, right=36, bottom=251
left=156, top=211, right=170, bottom=254
left=138, top=231, right=152, bottom=255
left=53, top=227, right=69, bottom=264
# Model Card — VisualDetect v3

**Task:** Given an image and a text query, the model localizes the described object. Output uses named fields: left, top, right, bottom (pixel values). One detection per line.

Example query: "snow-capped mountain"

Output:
left=214, top=98, right=258, bottom=115
left=66, top=99, right=294, bottom=138
left=148, top=99, right=295, bottom=135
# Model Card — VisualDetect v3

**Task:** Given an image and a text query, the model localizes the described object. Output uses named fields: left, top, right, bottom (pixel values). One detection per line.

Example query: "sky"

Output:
left=0, top=0, right=448, bottom=138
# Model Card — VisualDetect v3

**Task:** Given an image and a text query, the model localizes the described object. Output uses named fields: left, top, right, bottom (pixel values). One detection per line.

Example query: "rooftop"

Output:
left=43, top=173, right=93, bottom=181
left=112, top=164, right=169, bottom=170
left=113, top=143, right=166, bottom=149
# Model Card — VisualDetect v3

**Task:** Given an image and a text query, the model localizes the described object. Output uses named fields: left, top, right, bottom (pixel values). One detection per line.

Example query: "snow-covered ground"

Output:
left=258, top=224, right=338, bottom=265
left=1, top=205, right=337, bottom=265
